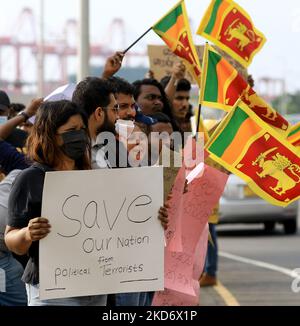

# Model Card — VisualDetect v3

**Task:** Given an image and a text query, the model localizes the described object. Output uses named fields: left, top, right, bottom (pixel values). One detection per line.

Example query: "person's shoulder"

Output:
left=14, top=164, right=45, bottom=184
left=0, top=170, right=22, bottom=186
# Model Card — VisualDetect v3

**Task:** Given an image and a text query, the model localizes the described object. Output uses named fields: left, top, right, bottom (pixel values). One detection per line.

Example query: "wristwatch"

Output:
left=17, top=111, right=30, bottom=122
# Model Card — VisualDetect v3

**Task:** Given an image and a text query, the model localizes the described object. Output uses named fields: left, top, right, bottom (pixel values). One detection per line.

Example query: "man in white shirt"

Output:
left=72, top=77, right=119, bottom=169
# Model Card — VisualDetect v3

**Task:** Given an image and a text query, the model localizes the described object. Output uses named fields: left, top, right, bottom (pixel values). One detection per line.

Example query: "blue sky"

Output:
left=0, top=0, right=299, bottom=93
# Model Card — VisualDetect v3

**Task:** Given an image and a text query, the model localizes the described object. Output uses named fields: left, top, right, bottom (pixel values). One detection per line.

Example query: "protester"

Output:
left=199, top=207, right=219, bottom=287
left=108, top=76, right=157, bottom=168
left=161, top=73, right=193, bottom=133
left=0, top=140, right=29, bottom=176
left=0, top=169, right=27, bottom=306
left=101, top=51, right=125, bottom=80
left=0, top=98, right=42, bottom=152
left=117, top=123, right=148, bottom=167
left=108, top=76, right=136, bottom=121
left=72, top=77, right=119, bottom=169
left=133, top=78, right=179, bottom=132
left=0, top=90, right=11, bottom=122
left=73, top=76, right=169, bottom=306
left=9, top=103, right=25, bottom=119
left=161, top=62, right=186, bottom=102
left=4, top=100, right=109, bottom=306
left=148, top=112, right=175, bottom=165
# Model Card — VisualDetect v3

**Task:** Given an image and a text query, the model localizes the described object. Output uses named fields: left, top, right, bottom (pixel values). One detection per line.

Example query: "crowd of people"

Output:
left=0, top=52, right=222, bottom=306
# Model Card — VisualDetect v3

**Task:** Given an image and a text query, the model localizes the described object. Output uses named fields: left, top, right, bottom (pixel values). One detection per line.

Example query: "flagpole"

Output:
left=123, top=27, right=152, bottom=54
left=196, top=103, right=202, bottom=142
left=77, top=0, right=90, bottom=82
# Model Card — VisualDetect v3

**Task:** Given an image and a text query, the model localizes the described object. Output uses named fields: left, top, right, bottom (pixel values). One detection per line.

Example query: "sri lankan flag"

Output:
left=206, top=100, right=300, bottom=207
left=152, top=0, right=201, bottom=86
left=288, top=122, right=300, bottom=147
left=200, top=43, right=248, bottom=111
left=197, top=0, right=266, bottom=68
left=200, top=44, right=289, bottom=135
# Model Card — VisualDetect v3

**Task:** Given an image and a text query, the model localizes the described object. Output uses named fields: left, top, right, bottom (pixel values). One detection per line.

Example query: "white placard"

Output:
left=39, top=167, right=164, bottom=300
left=44, top=83, right=76, bottom=102
left=29, top=83, right=76, bottom=124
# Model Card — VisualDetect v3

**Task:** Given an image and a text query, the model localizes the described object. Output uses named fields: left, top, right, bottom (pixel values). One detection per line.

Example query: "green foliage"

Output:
left=272, top=91, right=300, bottom=114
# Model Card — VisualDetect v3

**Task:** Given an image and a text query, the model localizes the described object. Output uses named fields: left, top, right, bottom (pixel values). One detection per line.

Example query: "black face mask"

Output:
left=61, top=129, right=88, bottom=161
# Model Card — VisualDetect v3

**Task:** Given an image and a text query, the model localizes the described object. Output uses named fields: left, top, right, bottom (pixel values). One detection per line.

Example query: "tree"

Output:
left=272, top=91, right=300, bottom=114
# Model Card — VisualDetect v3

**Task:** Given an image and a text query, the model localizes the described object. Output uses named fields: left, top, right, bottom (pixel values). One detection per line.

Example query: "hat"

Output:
left=134, top=104, right=157, bottom=126
left=0, top=90, right=10, bottom=112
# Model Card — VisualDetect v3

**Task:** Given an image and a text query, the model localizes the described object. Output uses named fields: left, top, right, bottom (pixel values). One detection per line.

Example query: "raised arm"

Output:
left=102, top=51, right=125, bottom=79
left=164, top=62, right=186, bottom=101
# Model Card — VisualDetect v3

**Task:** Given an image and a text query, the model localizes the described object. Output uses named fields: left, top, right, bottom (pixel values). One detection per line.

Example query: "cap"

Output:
left=0, top=90, right=10, bottom=112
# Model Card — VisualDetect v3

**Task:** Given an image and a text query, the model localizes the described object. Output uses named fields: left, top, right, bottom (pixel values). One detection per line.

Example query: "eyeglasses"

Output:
left=119, top=103, right=136, bottom=111
left=102, top=104, right=120, bottom=113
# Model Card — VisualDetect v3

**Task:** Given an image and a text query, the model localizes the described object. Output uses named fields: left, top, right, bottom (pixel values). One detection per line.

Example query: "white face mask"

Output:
left=115, top=119, right=135, bottom=139
left=0, top=116, right=8, bottom=125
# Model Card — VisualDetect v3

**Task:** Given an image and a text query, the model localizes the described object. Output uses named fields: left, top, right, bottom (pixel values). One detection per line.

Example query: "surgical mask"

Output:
left=0, top=116, right=8, bottom=125
left=61, top=129, right=88, bottom=161
left=115, top=119, right=135, bottom=139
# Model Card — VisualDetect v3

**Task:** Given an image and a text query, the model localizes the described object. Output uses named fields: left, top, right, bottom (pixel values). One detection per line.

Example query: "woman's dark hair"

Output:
left=27, top=100, right=90, bottom=169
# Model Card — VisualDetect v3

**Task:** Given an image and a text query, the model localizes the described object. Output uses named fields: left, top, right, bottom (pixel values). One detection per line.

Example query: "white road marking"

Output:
left=220, top=251, right=300, bottom=278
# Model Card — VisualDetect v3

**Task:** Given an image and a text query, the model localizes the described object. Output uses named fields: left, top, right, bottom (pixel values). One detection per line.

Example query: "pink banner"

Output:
left=164, top=250, right=195, bottom=296
left=165, top=166, right=186, bottom=252
left=153, top=226, right=209, bottom=306
left=152, top=286, right=199, bottom=306
left=193, top=225, right=209, bottom=281
left=158, top=165, right=228, bottom=302
left=181, top=165, right=228, bottom=253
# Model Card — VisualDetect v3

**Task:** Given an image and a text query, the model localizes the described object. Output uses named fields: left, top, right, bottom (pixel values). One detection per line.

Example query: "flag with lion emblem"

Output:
left=206, top=100, right=300, bottom=207
left=197, top=0, right=266, bottom=68
left=200, top=44, right=290, bottom=135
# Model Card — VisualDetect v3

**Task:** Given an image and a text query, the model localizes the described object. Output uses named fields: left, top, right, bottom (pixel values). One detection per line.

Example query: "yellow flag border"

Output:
left=199, top=43, right=209, bottom=107
left=200, top=44, right=290, bottom=135
left=152, top=0, right=201, bottom=86
left=197, top=0, right=267, bottom=68
left=196, top=0, right=216, bottom=36
left=289, top=121, right=300, bottom=135
left=288, top=121, right=300, bottom=145
left=152, top=0, right=184, bottom=28
left=181, top=0, right=202, bottom=86
left=199, top=43, right=238, bottom=112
